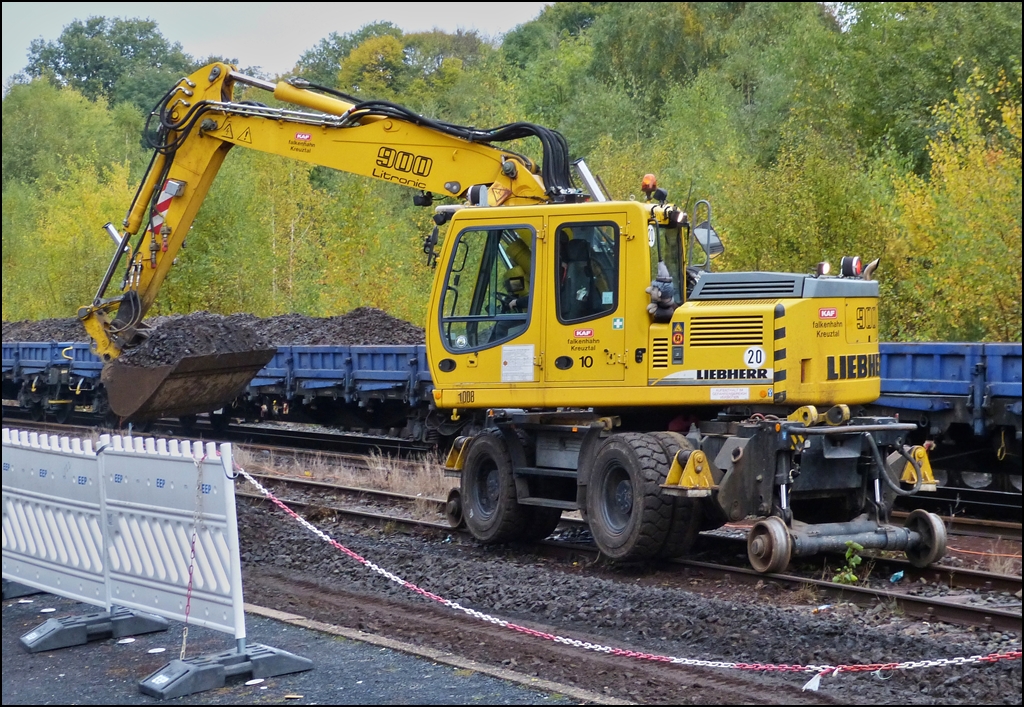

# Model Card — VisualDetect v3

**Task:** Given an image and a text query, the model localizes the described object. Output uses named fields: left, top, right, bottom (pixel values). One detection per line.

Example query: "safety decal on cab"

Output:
left=672, top=322, right=684, bottom=345
left=612, top=317, right=624, bottom=330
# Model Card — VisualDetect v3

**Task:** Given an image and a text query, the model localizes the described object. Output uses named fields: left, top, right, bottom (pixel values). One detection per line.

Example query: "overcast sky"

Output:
left=2, top=2, right=551, bottom=86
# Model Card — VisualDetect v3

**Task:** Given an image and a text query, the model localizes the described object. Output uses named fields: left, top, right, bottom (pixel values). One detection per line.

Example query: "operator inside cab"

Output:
left=503, top=266, right=530, bottom=312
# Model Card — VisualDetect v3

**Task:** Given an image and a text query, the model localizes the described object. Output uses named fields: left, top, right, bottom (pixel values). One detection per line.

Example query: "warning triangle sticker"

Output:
left=237, top=127, right=252, bottom=143
left=221, top=123, right=233, bottom=139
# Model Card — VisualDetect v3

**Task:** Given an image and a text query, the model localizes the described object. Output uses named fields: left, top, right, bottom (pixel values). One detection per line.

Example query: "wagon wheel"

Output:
left=52, top=401, right=74, bottom=424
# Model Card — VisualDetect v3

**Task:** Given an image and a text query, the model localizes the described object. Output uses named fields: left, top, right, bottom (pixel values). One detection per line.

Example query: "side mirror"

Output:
left=693, top=220, right=724, bottom=258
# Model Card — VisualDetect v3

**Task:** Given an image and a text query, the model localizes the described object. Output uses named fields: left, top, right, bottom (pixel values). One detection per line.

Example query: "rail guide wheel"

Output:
left=903, top=509, right=947, bottom=567
left=747, top=516, right=792, bottom=574
left=445, top=488, right=464, bottom=528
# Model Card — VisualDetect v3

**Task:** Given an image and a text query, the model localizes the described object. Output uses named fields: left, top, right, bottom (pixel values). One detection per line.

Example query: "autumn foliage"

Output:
left=3, top=4, right=1020, bottom=342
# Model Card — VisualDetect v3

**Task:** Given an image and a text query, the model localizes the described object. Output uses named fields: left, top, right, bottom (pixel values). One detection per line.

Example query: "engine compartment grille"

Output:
left=689, top=315, right=764, bottom=347
left=691, top=274, right=802, bottom=299
left=651, top=338, right=669, bottom=368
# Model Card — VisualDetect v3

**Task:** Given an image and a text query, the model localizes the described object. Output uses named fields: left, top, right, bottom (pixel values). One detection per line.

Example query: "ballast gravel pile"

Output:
left=2, top=307, right=424, bottom=349
left=115, top=312, right=272, bottom=367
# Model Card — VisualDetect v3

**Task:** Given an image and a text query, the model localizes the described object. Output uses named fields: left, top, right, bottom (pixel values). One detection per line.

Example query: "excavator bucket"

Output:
left=102, top=349, right=276, bottom=421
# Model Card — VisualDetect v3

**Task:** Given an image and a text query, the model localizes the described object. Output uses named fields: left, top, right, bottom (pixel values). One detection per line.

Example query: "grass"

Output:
left=982, top=539, right=1023, bottom=576
left=231, top=445, right=452, bottom=500
left=793, top=582, right=820, bottom=604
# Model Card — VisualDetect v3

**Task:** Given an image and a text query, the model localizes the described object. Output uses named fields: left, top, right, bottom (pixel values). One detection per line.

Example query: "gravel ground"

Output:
left=234, top=498, right=1022, bottom=705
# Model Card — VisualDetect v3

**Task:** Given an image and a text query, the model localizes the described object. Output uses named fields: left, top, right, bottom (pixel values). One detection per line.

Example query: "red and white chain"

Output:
left=235, top=466, right=1021, bottom=686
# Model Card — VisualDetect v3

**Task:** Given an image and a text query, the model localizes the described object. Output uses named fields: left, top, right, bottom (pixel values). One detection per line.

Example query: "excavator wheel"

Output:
left=461, top=432, right=531, bottom=544
left=647, top=431, right=704, bottom=558
left=747, top=516, right=792, bottom=574
left=521, top=507, right=563, bottom=542
left=445, top=488, right=464, bottom=528
left=904, top=509, right=947, bottom=568
left=586, top=433, right=672, bottom=561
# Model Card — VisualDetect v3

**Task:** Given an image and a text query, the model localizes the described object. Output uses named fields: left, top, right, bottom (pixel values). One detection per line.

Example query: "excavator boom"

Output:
left=79, top=62, right=572, bottom=419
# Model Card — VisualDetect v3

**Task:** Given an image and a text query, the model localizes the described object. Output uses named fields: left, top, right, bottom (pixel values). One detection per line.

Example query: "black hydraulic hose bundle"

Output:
left=297, top=79, right=576, bottom=196
left=336, top=99, right=575, bottom=195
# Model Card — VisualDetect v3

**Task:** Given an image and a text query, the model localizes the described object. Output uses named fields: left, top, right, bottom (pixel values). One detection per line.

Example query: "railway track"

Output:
left=5, top=417, right=1021, bottom=634
left=232, top=470, right=1022, bottom=634
left=6, top=404, right=1021, bottom=521
left=1, top=407, right=432, bottom=457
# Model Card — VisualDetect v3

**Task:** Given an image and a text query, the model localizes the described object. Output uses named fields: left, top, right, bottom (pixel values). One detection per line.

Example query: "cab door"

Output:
left=544, top=217, right=626, bottom=383
left=432, top=217, right=544, bottom=393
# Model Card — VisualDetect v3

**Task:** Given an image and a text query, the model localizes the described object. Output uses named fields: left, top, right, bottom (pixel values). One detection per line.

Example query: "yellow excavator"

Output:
left=78, top=62, right=945, bottom=572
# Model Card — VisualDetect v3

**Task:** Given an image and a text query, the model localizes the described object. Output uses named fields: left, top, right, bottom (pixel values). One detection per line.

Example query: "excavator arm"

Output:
left=79, top=62, right=575, bottom=418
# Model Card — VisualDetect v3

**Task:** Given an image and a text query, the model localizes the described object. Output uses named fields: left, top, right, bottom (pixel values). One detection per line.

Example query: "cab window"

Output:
left=555, top=223, right=618, bottom=323
left=440, top=226, right=534, bottom=352
left=649, top=224, right=685, bottom=303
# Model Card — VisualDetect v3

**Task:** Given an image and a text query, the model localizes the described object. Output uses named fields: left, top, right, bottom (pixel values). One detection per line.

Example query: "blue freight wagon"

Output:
left=3, top=339, right=1021, bottom=485
left=869, top=342, right=1022, bottom=491
left=1, top=342, right=105, bottom=422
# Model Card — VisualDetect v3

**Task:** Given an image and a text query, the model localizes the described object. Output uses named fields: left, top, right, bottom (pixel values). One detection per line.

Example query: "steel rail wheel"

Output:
left=904, top=508, right=947, bottom=567
left=445, top=488, right=464, bottom=528
left=747, top=516, right=792, bottom=573
left=586, top=433, right=673, bottom=561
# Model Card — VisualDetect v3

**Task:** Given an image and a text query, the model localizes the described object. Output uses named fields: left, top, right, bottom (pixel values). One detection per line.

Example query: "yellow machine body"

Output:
left=72, top=62, right=943, bottom=574
left=424, top=201, right=882, bottom=412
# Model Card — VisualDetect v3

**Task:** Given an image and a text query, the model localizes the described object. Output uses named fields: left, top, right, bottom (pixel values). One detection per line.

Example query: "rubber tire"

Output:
left=522, top=507, right=563, bottom=542
left=586, top=433, right=673, bottom=561
left=461, top=432, right=530, bottom=544
left=647, top=431, right=705, bottom=558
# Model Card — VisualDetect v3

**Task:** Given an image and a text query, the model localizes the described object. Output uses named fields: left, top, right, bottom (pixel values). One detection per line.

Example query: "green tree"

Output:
left=25, top=16, right=196, bottom=113
left=2, top=79, right=144, bottom=187
left=889, top=68, right=1022, bottom=341
left=338, top=35, right=408, bottom=99
left=295, top=22, right=403, bottom=87
left=838, top=2, right=1023, bottom=171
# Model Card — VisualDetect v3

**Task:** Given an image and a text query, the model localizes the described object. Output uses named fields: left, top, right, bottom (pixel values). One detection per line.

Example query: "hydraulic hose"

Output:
left=862, top=432, right=923, bottom=497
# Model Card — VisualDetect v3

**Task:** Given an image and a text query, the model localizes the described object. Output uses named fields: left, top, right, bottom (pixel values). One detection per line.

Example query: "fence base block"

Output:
left=3, top=579, right=43, bottom=600
left=139, top=643, right=313, bottom=699
left=20, top=606, right=169, bottom=653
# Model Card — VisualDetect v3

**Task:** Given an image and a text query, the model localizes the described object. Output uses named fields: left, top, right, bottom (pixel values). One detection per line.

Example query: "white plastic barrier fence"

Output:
left=2, top=428, right=245, bottom=638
